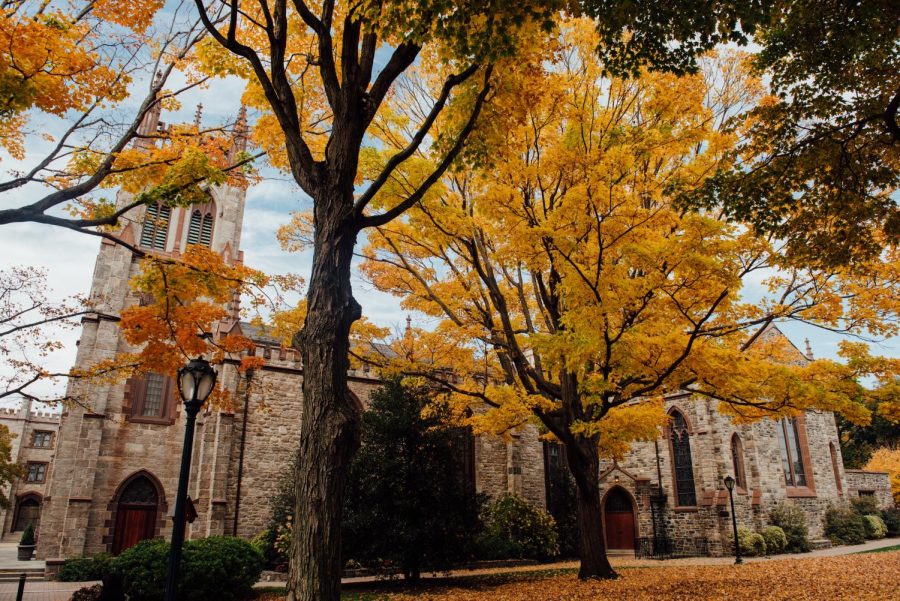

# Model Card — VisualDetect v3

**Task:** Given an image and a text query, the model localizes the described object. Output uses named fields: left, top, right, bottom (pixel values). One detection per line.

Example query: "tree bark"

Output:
left=565, top=437, right=617, bottom=580
left=287, top=191, right=362, bottom=601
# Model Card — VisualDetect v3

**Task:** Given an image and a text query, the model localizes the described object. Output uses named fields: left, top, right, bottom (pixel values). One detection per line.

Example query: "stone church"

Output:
left=29, top=108, right=892, bottom=563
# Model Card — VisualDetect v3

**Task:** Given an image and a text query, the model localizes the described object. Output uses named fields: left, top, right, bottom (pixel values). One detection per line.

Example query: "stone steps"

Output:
left=0, top=567, right=45, bottom=583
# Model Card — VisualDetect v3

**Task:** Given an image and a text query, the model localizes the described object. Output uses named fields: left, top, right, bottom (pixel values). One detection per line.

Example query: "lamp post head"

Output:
left=724, top=475, right=736, bottom=492
left=178, top=357, right=217, bottom=409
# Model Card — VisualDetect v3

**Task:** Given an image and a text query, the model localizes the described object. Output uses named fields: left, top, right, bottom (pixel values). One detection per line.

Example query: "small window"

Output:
left=731, top=434, right=747, bottom=490
left=31, top=431, right=53, bottom=448
left=140, top=203, right=171, bottom=250
left=858, top=490, right=876, bottom=498
left=25, top=463, right=47, bottom=483
left=128, top=372, right=175, bottom=422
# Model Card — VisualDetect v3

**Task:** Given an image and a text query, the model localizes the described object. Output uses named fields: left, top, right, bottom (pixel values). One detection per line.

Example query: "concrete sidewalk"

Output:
left=2, top=538, right=897, bottom=600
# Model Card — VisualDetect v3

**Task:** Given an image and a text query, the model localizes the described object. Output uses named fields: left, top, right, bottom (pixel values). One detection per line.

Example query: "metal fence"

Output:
left=635, top=536, right=712, bottom=560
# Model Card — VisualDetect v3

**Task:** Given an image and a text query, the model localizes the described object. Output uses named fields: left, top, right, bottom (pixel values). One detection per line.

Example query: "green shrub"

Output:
left=70, top=584, right=102, bottom=601
left=250, top=529, right=280, bottom=569
left=733, top=527, right=766, bottom=557
left=850, top=495, right=880, bottom=516
left=476, top=494, right=559, bottom=561
left=824, top=507, right=866, bottom=545
left=761, top=526, right=788, bottom=555
left=59, top=554, right=112, bottom=582
left=863, top=514, right=887, bottom=539
left=880, top=507, right=900, bottom=537
left=111, top=539, right=169, bottom=601
left=112, top=536, right=263, bottom=601
left=19, top=523, right=35, bottom=546
left=769, top=502, right=811, bottom=553
left=180, top=536, right=264, bottom=601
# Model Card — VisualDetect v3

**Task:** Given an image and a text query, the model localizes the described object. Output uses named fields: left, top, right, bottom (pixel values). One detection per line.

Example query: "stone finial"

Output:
left=405, top=315, right=412, bottom=333
left=194, top=103, right=203, bottom=129
left=804, top=337, right=814, bottom=360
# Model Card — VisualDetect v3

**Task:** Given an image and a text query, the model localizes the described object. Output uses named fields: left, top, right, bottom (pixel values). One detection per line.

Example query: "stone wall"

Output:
left=845, top=470, right=894, bottom=509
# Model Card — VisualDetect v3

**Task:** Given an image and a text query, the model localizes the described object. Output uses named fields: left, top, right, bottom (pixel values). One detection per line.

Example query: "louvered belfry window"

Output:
left=140, top=203, right=171, bottom=250
left=187, top=203, right=215, bottom=247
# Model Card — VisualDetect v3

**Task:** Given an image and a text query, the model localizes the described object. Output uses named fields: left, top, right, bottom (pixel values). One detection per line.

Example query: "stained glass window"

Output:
left=670, top=410, right=696, bottom=506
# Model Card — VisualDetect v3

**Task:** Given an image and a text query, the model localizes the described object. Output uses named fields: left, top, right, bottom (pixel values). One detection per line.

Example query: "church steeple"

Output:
left=228, top=106, right=248, bottom=163
left=134, top=72, right=164, bottom=150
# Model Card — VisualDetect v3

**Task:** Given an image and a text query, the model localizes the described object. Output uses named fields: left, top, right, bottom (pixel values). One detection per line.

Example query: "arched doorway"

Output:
left=603, top=487, right=636, bottom=551
left=111, top=474, right=161, bottom=554
left=12, top=494, right=41, bottom=533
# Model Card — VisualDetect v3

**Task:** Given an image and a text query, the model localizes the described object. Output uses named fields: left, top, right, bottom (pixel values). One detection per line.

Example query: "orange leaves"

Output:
left=359, top=552, right=899, bottom=600
left=864, top=448, right=900, bottom=505
left=0, top=11, right=128, bottom=158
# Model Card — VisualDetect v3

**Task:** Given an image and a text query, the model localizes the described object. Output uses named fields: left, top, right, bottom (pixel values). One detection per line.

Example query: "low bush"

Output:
left=761, top=526, right=788, bottom=555
left=824, top=507, right=866, bottom=545
left=734, top=527, right=766, bottom=557
left=863, top=514, right=887, bottom=539
left=880, top=507, right=900, bottom=537
left=59, top=553, right=112, bottom=582
left=769, top=502, right=811, bottom=553
left=850, top=495, right=879, bottom=516
left=476, top=494, right=559, bottom=561
left=112, top=536, right=263, bottom=601
left=250, top=529, right=281, bottom=569
left=70, top=584, right=102, bottom=601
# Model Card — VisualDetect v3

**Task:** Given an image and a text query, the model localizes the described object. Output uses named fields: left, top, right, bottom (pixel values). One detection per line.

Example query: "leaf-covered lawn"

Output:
left=257, top=551, right=899, bottom=600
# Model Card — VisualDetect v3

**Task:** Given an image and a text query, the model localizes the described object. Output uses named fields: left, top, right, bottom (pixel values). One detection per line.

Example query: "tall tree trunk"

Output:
left=565, top=437, right=617, bottom=580
left=287, top=199, right=362, bottom=601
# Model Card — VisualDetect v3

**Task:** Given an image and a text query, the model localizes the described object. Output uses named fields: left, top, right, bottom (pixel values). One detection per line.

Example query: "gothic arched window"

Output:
left=139, top=202, right=171, bottom=250
left=776, top=417, right=808, bottom=487
left=187, top=202, right=215, bottom=247
left=830, top=442, right=843, bottom=494
left=731, top=434, right=747, bottom=490
left=669, top=409, right=697, bottom=506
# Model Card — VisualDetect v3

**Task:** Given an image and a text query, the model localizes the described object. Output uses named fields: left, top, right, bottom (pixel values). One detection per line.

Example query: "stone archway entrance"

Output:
left=603, top=486, right=636, bottom=551
left=12, top=494, right=41, bottom=533
left=112, top=474, right=160, bottom=554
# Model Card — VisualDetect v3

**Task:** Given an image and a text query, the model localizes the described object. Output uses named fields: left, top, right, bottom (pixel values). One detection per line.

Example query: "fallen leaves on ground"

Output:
left=259, top=551, right=900, bottom=600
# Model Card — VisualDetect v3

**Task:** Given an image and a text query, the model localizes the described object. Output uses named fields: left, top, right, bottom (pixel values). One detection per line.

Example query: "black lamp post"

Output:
left=164, top=357, right=217, bottom=601
left=724, top=475, right=743, bottom=565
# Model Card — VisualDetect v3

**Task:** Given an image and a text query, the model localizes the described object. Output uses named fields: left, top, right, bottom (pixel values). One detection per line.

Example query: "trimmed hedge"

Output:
left=824, top=507, right=866, bottom=545
left=880, top=507, right=900, bottom=537
left=761, top=526, right=788, bottom=555
left=735, top=527, right=766, bottom=557
left=863, top=514, right=887, bottom=539
left=113, top=536, right=263, bottom=601
left=59, top=554, right=112, bottom=582
left=769, top=502, right=811, bottom=553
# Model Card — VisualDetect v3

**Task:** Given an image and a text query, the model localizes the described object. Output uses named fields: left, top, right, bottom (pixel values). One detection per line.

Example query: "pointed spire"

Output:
left=194, top=103, right=203, bottom=129
left=804, top=338, right=814, bottom=361
left=405, top=315, right=412, bottom=333
left=135, top=71, right=164, bottom=149
left=228, top=105, right=248, bottom=163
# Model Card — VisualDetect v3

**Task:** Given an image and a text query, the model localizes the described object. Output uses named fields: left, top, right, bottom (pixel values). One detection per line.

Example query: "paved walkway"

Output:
left=2, top=538, right=897, bottom=600
left=0, top=542, right=44, bottom=570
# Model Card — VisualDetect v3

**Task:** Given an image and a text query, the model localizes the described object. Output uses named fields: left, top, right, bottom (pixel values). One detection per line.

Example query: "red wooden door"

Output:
left=112, top=507, right=156, bottom=554
left=604, top=488, right=635, bottom=550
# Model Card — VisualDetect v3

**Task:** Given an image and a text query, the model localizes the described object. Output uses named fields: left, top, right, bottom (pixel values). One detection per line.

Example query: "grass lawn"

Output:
left=855, top=543, right=900, bottom=554
left=254, top=551, right=899, bottom=600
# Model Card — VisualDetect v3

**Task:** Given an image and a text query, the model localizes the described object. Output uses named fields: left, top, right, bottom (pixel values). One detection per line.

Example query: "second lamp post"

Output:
left=724, top=474, right=743, bottom=565
left=163, top=357, right=218, bottom=601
